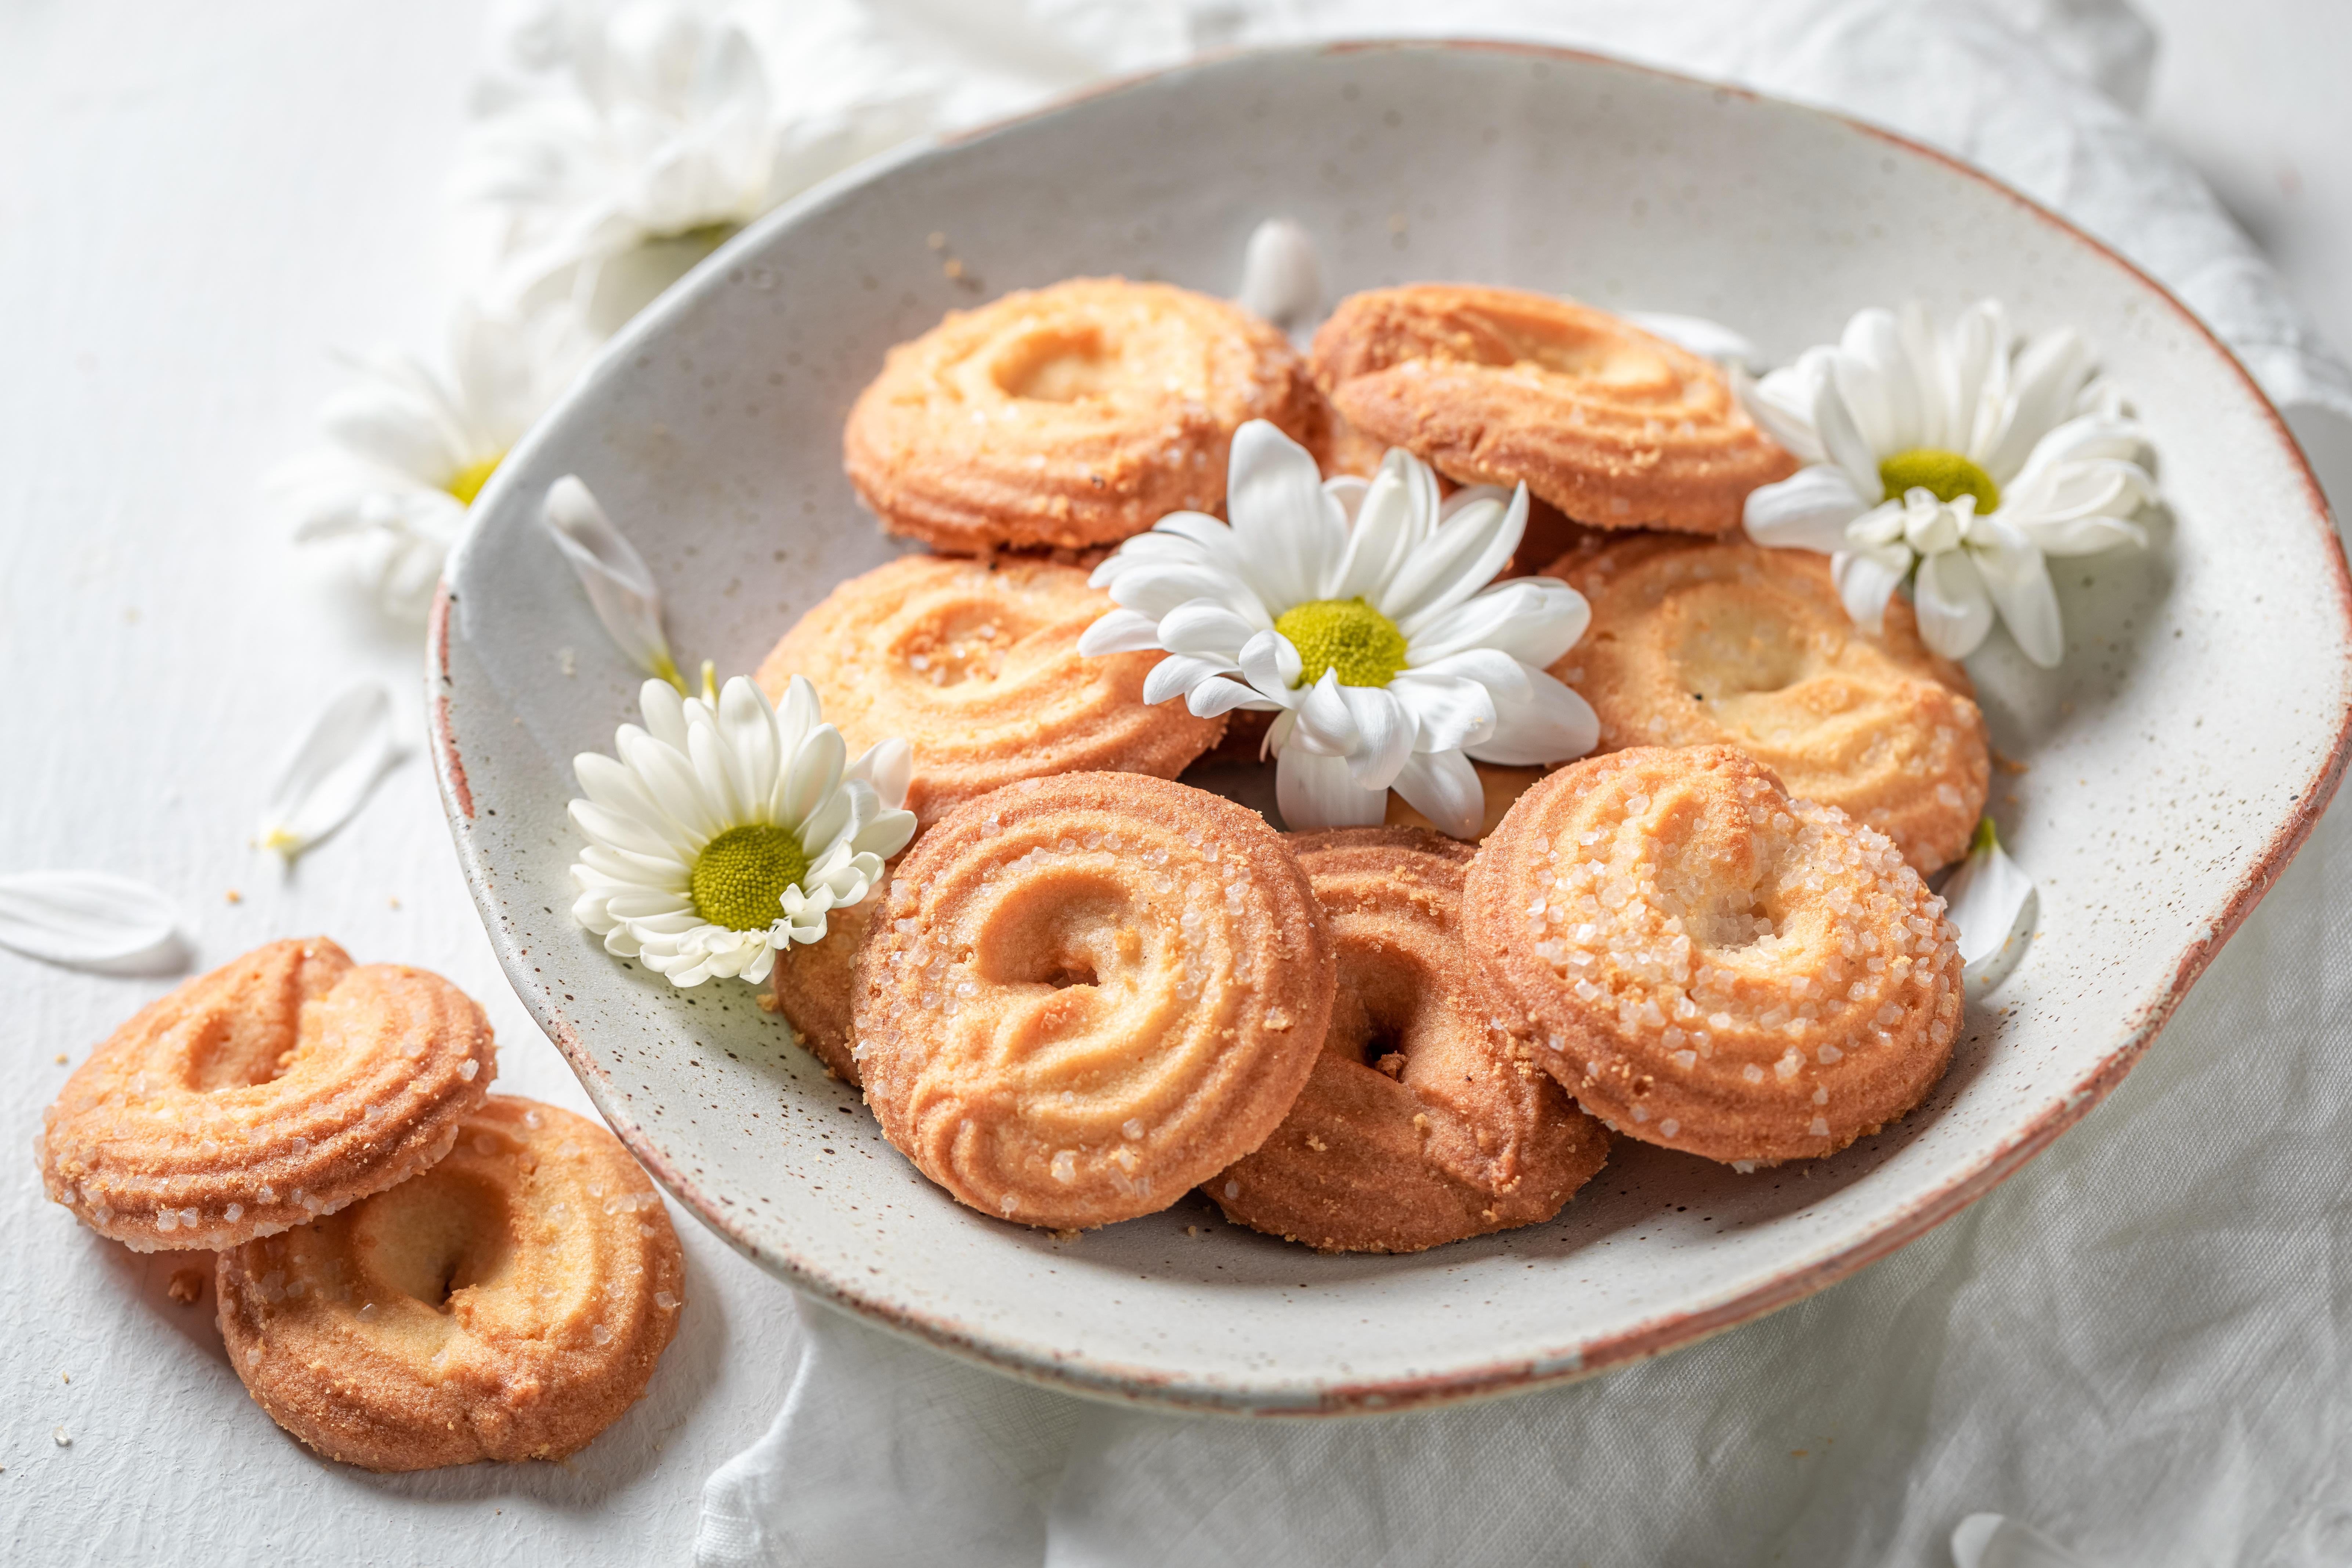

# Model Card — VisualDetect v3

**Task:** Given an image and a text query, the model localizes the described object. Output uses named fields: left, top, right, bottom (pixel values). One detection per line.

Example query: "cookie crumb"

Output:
left=224, top=889, right=242, bottom=904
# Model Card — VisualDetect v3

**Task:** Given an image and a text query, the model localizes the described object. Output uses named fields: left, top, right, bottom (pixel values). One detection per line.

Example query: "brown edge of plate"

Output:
left=426, top=37, right=2352, bottom=1417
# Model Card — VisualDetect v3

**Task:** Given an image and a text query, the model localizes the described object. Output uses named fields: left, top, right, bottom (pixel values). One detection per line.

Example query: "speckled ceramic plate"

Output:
left=430, top=41, right=2351, bottom=1414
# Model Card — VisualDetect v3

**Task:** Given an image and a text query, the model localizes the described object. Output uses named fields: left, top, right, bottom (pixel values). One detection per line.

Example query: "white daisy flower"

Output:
left=455, top=3, right=930, bottom=314
left=1079, top=421, right=1598, bottom=839
left=272, top=303, right=590, bottom=619
left=1741, top=300, right=2156, bottom=667
left=569, top=674, right=916, bottom=988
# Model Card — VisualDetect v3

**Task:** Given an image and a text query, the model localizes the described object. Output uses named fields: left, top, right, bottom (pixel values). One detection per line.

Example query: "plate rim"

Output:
left=427, top=36, right=2352, bottom=1416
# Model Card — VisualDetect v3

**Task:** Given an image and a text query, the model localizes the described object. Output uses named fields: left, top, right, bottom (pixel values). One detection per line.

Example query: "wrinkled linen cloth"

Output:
left=695, top=3, right=2352, bottom=1564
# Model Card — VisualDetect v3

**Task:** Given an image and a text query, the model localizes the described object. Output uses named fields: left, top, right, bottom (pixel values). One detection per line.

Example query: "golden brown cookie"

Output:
left=39, top=938, right=495, bottom=1252
left=844, top=277, right=1327, bottom=553
left=1211, top=829, right=1609, bottom=1252
left=1309, top=284, right=1795, bottom=533
left=1463, top=747, right=1964, bottom=1167
left=853, top=773, right=1336, bottom=1230
left=1548, top=534, right=1987, bottom=872
left=770, top=890, right=882, bottom=1084
left=759, top=554, right=1226, bottom=828
left=217, top=1097, right=684, bottom=1472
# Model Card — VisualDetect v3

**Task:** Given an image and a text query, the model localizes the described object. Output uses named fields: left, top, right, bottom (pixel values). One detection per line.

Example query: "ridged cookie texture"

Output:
left=853, top=772, right=1336, bottom=1230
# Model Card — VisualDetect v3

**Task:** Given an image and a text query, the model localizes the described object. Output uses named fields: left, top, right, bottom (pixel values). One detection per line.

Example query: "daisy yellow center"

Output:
left=689, top=825, right=808, bottom=933
left=1275, top=597, right=1408, bottom=688
left=1879, top=448, right=2000, bottom=513
left=445, top=455, right=504, bottom=507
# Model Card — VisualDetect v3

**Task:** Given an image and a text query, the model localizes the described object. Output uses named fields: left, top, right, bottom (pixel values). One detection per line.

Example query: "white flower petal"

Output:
left=1154, top=601, right=1258, bottom=660
left=1142, top=653, right=1235, bottom=707
left=543, top=476, right=679, bottom=684
left=1940, top=828, right=2039, bottom=996
left=1186, top=676, right=1271, bottom=718
left=257, top=683, right=398, bottom=861
left=570, top=796, right=684, bottom=861
left=638, top=679, right=690, bottom=752
left=1813, top=370, right=1887, bottom=504
left=1337, top=684, right=1414, bottom=790
left=1405, top=577, right=1589, bottom=669
left=1238, top=630, right=1305, bottom=707
left=1235, top=217, right=1323, bottom=338
left=1390, top=749, right=1483, bottom=841
left=1966, top=516, right=2065, bottom=668
left=846, top=737, right=912, bottom=812
left=774, top=674, right=822, bottom=756
left=1624, top=311, right=1761, bottom=369
left=1387, top=670, right=1496, bottom=755
left=1745, top=466, right=1871, bottom=554
left=1913, top=549, right=1997, bottom=660
left=1831, top=549, right=1911, bottom=635
left=1467, top=667, right=1599, bottom=766
left=1737, top=358, right=1828, bottom=466
left=0, top=871, right=186, bottom=974
left=1833, top=308, right=1920, bottom=459
left=1226, top=420, right=1346, bottom=611
left=1332, top=448, right=1436, bottom=604
left=1076, top=607, right=1165, bottom=656
left=1295, top=670, right=1360, bottom=754
left=1983, top=328, right=2097, bottom=482
left=777, top=723, right=847, bottom=832
left=1385, top=484, right=1528, bottom=634
left=849, top=807, right=916, bottom=862
left=1102, top=560, right=1266, bottom=626
left=1276, top=746, right=1387, bottom=833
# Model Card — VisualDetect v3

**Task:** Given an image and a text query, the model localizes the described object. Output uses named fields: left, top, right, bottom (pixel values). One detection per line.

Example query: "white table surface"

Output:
left=1, top=2, right=2344, bottom=1562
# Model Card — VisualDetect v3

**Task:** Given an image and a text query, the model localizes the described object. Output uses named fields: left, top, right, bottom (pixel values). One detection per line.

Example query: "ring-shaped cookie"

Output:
left=216, top=1097, right=685, bottom=1471
left=40, top=938, right=495, bottom=1252
left=853, top=773, right=1336, bottom=1230
left=1212, top=829, right=1609, bottom=1253
left=844, top=277, right=1327, bottom=553
left=759, top=555, right=1226, bottom=827
left=1309, top=284, right=1795, bottom=533
left=770, top=890, right=881, bottom=1084
left=1463, top=747, right=1963, bottom=1166
left=1549, top=534, right=1989, bottom=871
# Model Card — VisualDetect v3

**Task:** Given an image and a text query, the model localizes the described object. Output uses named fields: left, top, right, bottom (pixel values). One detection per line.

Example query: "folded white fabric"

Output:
left=696, top=3, right=2352, bottom=1564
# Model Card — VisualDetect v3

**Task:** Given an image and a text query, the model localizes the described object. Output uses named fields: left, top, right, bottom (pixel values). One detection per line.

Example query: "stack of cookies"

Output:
left=753, top=273, right=1987, bottom=1252
left=38, top=938, right=686, bottom=1469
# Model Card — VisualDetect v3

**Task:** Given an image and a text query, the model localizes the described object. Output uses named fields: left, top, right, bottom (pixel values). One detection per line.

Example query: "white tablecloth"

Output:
left=3, top=2, right=2348, bottom=1564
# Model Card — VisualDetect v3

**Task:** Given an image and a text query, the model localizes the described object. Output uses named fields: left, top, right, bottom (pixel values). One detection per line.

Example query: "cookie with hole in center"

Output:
left=39, top=937, right=495, bottom=1252
left=758, top=554, right=1226, bottom=828
left=1462, top=746, right=1964, bottom=1167
left=844, top=276, right=1327, bottom=553
left=1309, top=284, right=1795, bottom=533
left=851, top=772, right=1335, bottom=1231
left=1211, top=828, right=1609, bottom=1253
left=1546, top=533, right=1987, bottom=872
left=217, top=1096, right=683, bottom=1471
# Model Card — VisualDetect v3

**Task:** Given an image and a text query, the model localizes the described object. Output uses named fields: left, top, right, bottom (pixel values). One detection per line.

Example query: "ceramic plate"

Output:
left=430, top=41, right=2351, bottom=1413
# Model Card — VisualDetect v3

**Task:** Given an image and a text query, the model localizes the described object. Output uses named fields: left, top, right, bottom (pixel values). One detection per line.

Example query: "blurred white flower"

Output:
left=569, top=675, right=916, bottom=987
left=1742, top=300, right=2156, bottom=666
left=272, top=304, right=590, bottom=619
left=455, top=2, right=933, bottom=314
left=1081, top=422, right=1597, bottom=839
